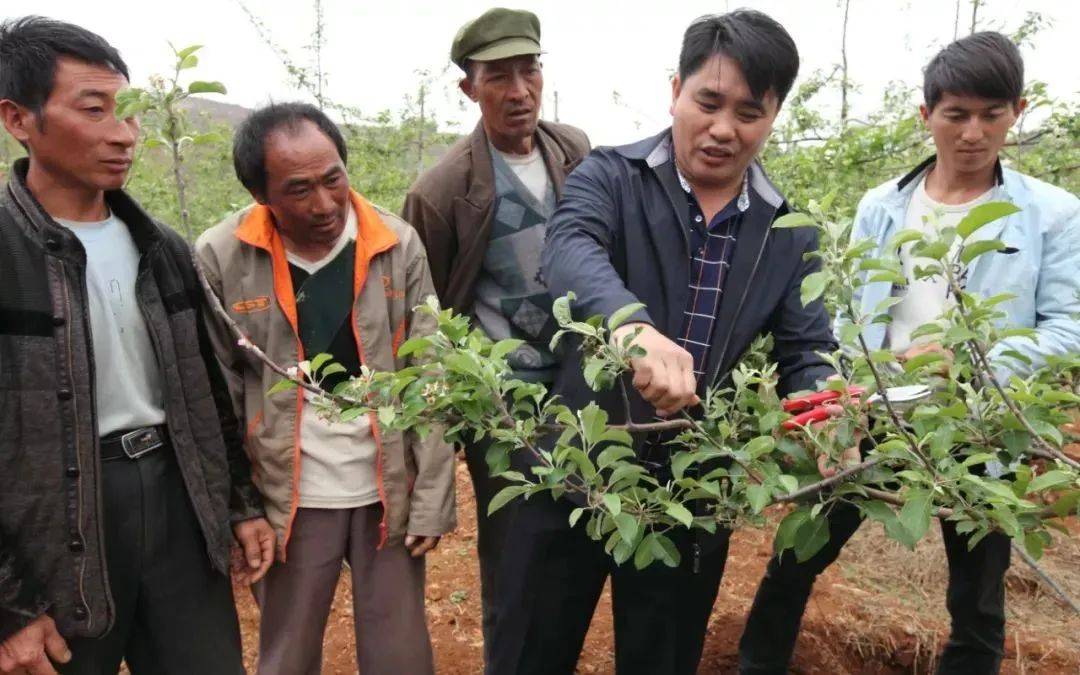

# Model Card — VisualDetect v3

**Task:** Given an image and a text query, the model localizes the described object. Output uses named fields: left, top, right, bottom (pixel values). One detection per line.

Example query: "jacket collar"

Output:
left=464, top=119, right=578, bottom=207
left=8, top=157, right=167, bottom=255
left=895, top=153, right=1005, bottom=193
left=618, top=128, right=785, bottom=209
left=234, top=188, right=397, bottom=257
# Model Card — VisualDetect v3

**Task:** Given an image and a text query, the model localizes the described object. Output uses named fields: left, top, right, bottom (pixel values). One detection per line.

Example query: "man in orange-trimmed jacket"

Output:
left=196, top=102, right=455, bottom=675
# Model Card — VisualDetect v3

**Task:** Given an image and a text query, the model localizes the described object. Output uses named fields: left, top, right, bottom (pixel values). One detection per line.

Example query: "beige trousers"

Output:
left=253, top=505, right=434, bottom=675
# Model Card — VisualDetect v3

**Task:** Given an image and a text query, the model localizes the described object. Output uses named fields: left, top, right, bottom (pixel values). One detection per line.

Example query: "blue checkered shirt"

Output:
left=675, top=168, right=748, bottom=383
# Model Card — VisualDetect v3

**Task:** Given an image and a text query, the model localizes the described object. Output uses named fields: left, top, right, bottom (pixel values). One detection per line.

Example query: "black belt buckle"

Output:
left=121, top=427, right=164, bottom=460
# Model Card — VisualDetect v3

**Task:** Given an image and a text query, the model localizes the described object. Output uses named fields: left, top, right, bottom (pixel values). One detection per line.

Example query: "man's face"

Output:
left=460, top=55, right=543, bottom=148
left=921, top=93, right=1025, bottom=175
left=259, top=120, right=350, bottom=248
left=670, top=55, right=779, bottom=191
left=0, top=57, right=138, bottom=192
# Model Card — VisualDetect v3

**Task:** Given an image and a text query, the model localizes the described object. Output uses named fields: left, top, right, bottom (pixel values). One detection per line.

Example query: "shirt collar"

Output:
left=674, top=161, right=751, bottom=214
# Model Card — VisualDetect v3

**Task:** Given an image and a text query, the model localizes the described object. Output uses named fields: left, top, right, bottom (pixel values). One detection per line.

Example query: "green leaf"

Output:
left=743, top=436, right=776, bottom=460
left=955, top=201, right=1021, bottom=239
left=267, top=378, right=299, bottom=395
left=597, top=445, right=635, bottom=469
left=562, top=448, right=597, bottom=481
left=887, top=229, right=924, bottom=249
left=633, top=534, right=657, bottom=569
left=395, top=336, right=431, bottom=357
left=773, top=212, right=816, bottom=229
left=1026, top=470, right=1074, bottom=494
left=898, top=488, right=933, bottom=542
left=179, top=53, right=199, bottom=70
left=340, top=407, right=366, bottom=423
left=552, top=293, right=574, bottom=326
left=377, top=406, right=396, bottom=426
left=671, top=451, right=695, bottom=480
left=603, top=493, right=622, bottom=516
left=614, top=512, right=640, bottom=545
left=568, top=507, right=586, bottom=528
left=583, top=358, right=607, bottom=390
left=175, top=44, right=203, bottom=60
left=490, top=338, right=525, bottom=361
left=664, top=502, right=694, bottom=528
left=1023, top=531, right=1045, bottom=559
left=320, top=363, right=347, bottom=377
left=903, top=352, right=945, bottom=373
left=607, top=302, right=646, bottom=330
left=860, top=500, right=897, bottom=525
left=187, top=80, right=227, bottom=95
left=959, top=239, right=1005, bottom=265
left=652, top=533, right=681, bottom=567
left=746, top=484, right=770, bottom=513
left=578, top=404, right=609, bottom=445
left=309, top=353, right=333, bottom=374
left=778, top=475, right=799, bottom=495
left=793, top=515, right=831, bottom=562
left=800, top=271, right=828, bottom=307
left=774, top=509, right=811, bottom=553
left=488, top=485, right=528, bottom=515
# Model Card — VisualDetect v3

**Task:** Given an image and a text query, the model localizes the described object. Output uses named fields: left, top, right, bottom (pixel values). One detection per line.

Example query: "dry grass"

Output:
left=826, top=520, right=1080, bottom=674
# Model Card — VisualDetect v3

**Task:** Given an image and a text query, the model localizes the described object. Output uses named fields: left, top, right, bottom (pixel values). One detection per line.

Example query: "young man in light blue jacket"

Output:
left=739, top=32, right=1080, bottom=675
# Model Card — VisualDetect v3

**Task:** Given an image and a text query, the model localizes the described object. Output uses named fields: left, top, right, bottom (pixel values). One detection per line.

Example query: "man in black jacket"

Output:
left=0, top=17, right=273, bottom=675
left=489, top=11, right=837, bottom=675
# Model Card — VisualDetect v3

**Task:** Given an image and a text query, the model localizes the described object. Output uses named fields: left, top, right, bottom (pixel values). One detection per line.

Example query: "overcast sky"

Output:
left=13, top=0, right=1080, bottom=146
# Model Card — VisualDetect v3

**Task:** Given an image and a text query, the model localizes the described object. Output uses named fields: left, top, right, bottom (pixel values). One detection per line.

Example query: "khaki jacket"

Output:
left=196, top=190, right=456, bottom=557
left=402, top=119, right=591, bottom=314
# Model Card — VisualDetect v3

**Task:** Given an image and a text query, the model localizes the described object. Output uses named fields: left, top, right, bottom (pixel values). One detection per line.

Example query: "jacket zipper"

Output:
left=60, top=259, right=109, bottom=631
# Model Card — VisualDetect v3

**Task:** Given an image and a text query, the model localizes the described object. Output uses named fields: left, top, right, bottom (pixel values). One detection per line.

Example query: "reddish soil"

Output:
left=234, top=457, right=1080, bottom=674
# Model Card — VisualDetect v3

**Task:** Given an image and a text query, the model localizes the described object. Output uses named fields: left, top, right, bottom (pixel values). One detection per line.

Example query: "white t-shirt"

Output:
left=286, top=208, right=380, bottom=509
left=886, top=177, right=995, bottom=352
left=495, top=146, right=551, bottom=206
left=57, top=212, right=166, bottom=436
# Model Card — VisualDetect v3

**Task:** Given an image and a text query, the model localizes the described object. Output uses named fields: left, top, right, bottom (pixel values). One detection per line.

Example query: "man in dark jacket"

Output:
left=489, top=11, right=836, bottom=675
left=401, top=7, right=590, bottom=658
left=0, top=17, right=272, bottom=675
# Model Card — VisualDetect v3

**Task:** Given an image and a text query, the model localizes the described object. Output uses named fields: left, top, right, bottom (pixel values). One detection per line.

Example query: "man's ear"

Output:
left=918, top=103, right=931, bottom=125
left=669, top=75, right=682, bottom=117
left=459, top=76, right=478, bottom=103
left=0, top=99, right=35, bottom=145
left=1013, top=98, right=1028, bottom=117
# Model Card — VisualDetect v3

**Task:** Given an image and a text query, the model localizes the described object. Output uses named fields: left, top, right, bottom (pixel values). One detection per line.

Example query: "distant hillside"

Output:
left=180, top=96, right=253, bottom=128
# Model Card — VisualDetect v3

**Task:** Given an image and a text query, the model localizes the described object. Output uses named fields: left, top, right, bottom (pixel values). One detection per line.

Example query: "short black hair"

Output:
left=0, top=16, right=129, bottom=113
left=678, top=10, right=799, bottom=106
left=232, top=102, right=348, bottom=197
left=924, top=32, right=1024, bottom=111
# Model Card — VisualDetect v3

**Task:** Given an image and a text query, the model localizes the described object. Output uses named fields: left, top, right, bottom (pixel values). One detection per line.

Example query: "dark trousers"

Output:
left=62, top=443, right=244, bottom=675
left=739, top=499, right=1012, bottom=675
left=463, top=439, right=517, bottom=664
left=489, top=494, right=731, bottom=675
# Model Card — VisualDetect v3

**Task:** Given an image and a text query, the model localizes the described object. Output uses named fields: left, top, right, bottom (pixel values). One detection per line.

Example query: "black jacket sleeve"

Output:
left=541, top=154, right=653, bottom=325
left=767, top=228, right=838, bottom=397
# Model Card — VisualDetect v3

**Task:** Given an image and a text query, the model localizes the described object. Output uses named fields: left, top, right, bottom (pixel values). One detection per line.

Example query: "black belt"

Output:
left=100, top=425, right=168, bottom=462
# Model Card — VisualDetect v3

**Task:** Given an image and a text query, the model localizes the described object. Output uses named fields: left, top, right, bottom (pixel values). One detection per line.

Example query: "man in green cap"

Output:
left=402, top=6, right=590, bottom=661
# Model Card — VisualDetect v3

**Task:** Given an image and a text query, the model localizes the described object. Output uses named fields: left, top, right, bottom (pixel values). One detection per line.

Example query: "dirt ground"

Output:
left=233, top=458, right=1080, bottom=674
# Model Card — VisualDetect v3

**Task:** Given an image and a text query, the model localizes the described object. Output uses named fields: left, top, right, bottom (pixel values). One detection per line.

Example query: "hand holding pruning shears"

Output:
left=782, top=382, right=932, bottom=477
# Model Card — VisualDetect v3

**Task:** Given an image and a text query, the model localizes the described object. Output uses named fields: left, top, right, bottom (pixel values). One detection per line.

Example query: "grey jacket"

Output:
left=0, top=159, right=263, bottom=641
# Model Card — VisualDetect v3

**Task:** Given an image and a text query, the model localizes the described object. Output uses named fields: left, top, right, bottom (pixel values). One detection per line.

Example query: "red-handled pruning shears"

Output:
left=781, top=384, right=931, bottom=430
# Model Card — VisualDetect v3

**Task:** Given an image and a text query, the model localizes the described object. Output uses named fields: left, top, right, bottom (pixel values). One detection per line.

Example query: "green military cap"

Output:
left=451, top=8, right=542, bottom=71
